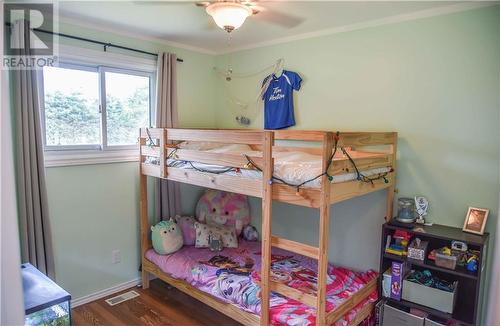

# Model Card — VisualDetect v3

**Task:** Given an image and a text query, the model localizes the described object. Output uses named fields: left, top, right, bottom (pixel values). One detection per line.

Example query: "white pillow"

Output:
left=194, top=222, right=238, bottom=248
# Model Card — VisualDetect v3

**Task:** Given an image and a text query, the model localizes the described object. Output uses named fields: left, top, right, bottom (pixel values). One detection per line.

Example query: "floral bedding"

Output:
left=145, top=240, right=378, bottom=326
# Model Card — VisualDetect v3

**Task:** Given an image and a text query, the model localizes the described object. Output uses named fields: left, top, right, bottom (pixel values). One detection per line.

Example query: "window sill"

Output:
left=44, top=149, right=139, bottom=168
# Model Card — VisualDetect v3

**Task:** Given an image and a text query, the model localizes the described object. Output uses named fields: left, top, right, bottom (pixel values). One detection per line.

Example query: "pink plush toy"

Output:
left=195, top=189, right=250, bottom=236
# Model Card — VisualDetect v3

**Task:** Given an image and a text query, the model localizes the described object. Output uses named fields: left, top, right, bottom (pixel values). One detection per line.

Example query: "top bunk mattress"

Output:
left=145, top=240, right=378, bottom=326
left=166, top=141, right=390, bottom=188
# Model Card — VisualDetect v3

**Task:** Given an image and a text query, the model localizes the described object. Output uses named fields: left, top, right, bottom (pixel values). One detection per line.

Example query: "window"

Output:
left=41, top=64, right=154, bottom=153
left=43, top=65, right=101, bottom=148
left=104, top=69, right=151, bottom=147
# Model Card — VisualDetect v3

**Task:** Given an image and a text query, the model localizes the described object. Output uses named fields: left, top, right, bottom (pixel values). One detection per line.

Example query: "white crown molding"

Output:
left=219, top=2, right=496, bottom=54
left=57, top=15, right=217, bottom=56
left=56, top=2, right=495, bottom=56
left=71, top=278, right=141, bottom=307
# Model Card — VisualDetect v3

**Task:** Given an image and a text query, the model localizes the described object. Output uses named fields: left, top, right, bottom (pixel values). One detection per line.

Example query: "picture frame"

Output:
left=462, top=207, right=489, bottom=235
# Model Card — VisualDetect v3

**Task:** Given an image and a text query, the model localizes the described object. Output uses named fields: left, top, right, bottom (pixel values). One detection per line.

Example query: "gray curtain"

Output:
left=12, top=20, right=55, bottom=279
left=155, top=52, right=181, bottom=221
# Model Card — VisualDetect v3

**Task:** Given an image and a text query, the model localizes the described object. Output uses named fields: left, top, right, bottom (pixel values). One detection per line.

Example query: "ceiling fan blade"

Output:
left=252, top=6, right=304, bottom=28
left=204, top=17, right=218, bottom=31
left=195, top=1, right=211, bottom=7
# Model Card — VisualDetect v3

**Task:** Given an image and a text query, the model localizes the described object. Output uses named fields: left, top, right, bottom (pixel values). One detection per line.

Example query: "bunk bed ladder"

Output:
left=260, top=132, right=334, bottom=326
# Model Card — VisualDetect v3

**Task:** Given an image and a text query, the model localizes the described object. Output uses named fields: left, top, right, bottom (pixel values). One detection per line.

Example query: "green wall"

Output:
left=45, top=21, right=216, bottom=299
left=42, top=7, right=500, bottom=324
left=214, top=6, right=500, bottom=324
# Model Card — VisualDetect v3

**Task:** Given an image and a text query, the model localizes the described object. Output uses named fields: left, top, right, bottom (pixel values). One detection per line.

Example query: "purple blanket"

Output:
left=145, top=240, right=377, bottom=325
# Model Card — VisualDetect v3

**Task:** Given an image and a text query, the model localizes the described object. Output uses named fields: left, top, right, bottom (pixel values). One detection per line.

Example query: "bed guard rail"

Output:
left=139, top=128, right=397, bottom=195
left=139, top=128, right=271, bottom=179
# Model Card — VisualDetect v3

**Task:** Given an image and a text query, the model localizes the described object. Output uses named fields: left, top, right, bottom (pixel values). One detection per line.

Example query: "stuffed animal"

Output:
left=151, top=218, right=183, bottom=255
left=242, top=225, right=259, bottom=241
left=174, top=215, right=197, bottom=245
left=196, top=190, right=250, bottom=236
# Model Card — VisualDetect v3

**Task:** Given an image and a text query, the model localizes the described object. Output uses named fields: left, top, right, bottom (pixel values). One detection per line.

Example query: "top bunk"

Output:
left=139, top=128, right=397, bottom=209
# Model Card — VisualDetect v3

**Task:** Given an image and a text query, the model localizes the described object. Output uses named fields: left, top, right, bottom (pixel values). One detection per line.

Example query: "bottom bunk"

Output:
left=143, top=240, right=378, bottom=326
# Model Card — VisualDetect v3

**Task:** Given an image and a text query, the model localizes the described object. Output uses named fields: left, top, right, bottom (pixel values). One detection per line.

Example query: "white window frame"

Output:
left=42, top=45, right=157, bottom=167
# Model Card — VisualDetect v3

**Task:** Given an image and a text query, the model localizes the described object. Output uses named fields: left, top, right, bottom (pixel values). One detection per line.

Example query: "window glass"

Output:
left=42, top=65, right=152, bottom=150
left=43, top=66, right=100, bottom=146
left=105, top=71, right=150, bottom=146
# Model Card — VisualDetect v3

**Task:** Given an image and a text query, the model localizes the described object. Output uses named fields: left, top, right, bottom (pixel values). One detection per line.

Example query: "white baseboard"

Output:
left=71, top=278, right=142, bottom=308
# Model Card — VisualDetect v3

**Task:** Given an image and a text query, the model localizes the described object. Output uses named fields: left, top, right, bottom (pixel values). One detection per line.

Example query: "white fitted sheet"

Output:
left=165, top=142, right=390, bottom=188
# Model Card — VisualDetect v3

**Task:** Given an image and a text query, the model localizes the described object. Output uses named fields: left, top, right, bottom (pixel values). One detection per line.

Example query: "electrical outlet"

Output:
left=112, top=249, right=121, bottom=264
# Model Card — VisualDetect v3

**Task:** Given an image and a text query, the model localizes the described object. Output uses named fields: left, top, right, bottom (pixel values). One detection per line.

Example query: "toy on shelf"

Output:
left=382, top=268, right=392, bottom=298
left=407, top=237, right=428, bottom=261
left=385, top=230, right=412, bottom=256
left=427, top=241, right=481, bottom=273
left=427, top=249, right=436, bottom=261
left=451, top=241, right=468, bottom=266
left=434, top=247, right=457, bottom=270
left=414, top=196, right=429, bottom=224
left=391, top=261, right=405, bottom=301
left=467, top=255, right=478, bottom=272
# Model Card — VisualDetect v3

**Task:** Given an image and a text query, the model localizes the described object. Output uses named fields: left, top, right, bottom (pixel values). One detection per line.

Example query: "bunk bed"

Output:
left=139, top=128, right=398, bottom=326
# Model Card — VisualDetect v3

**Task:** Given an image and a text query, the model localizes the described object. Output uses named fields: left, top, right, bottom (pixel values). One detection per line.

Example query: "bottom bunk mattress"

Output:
left=145, top=240, right=378, bottom=326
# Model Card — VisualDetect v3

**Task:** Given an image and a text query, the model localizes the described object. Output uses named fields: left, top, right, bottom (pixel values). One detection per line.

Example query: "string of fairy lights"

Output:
left=145, top=129, right=391, bottom=192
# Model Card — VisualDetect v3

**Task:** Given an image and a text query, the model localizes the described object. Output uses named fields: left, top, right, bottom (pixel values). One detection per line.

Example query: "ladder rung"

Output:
left=270, top=281, right=317, bottom=307
left=271, top=236, right=319, bottom=259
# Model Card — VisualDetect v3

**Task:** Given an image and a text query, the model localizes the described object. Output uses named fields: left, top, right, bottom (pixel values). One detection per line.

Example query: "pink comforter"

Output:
left=145, top=240, right=377, bottom=326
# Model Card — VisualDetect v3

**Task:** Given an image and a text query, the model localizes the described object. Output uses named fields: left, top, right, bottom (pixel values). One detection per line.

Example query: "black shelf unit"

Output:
left=379, top=223, right=489, bottom=325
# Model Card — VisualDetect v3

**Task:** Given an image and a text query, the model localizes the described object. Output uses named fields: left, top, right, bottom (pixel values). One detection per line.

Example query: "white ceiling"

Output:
left=58, top=1, right=490, bottom=54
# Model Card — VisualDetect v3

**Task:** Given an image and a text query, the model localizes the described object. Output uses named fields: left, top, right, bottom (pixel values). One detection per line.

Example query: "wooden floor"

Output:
left=72, top=279, right=242, bottom=326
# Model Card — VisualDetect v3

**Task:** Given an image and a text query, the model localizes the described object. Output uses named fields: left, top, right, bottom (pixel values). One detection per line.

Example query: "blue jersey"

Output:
left=262, top=70, right=302, bottom=129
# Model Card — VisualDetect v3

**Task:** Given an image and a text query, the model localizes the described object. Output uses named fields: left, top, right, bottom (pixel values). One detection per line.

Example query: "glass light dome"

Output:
left=206, top=2, right=252, bottom=33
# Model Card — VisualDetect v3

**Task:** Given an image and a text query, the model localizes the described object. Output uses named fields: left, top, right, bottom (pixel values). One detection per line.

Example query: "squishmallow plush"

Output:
left=151, top=218, right=183, bottom=255
left=174, top=215, right=197, bottom=246
left=195, top=190, right=250, bottom=236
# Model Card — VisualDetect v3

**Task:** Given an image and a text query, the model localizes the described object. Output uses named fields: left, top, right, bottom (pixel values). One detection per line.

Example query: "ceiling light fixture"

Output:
left=206, top=2, right=252, bottom=33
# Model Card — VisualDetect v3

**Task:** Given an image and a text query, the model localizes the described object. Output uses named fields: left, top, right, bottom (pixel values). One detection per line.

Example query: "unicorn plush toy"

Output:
left=151, top=218, right=183, bottom=255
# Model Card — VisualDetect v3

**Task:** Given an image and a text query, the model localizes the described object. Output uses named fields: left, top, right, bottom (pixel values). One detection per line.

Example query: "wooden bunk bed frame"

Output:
left=139, top=128, right=397, bottom=326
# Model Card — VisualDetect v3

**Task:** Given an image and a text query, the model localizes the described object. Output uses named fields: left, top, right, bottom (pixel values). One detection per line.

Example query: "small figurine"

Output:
left=415, top=196, right=429, bottom=224
left=467, top=255, right=478, bottom=272
left=209, top=234, right=223, bottom=252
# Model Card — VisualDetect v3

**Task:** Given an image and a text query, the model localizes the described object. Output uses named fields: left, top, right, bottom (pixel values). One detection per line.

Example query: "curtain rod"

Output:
left=4, top=22, right=184, bottom=62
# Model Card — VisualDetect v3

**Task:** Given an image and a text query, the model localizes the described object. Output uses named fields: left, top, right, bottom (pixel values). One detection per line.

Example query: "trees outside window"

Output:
left=42, top=65, right=153, bottom=151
